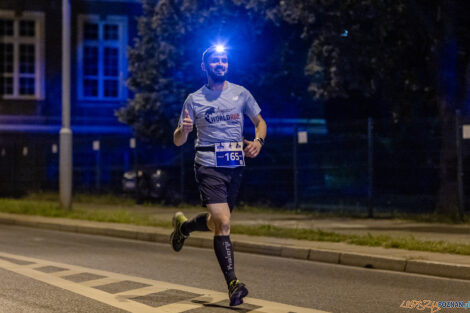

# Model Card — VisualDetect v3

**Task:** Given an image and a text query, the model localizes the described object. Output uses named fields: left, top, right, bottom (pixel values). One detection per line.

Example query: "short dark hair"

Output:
left=202, top=46, right=228, bottom=65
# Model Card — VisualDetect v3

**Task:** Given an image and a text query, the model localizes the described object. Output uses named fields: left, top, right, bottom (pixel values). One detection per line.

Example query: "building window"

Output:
left=78, top=15, right=127, bottom=101
left=0, top=11, right=45, bottom=99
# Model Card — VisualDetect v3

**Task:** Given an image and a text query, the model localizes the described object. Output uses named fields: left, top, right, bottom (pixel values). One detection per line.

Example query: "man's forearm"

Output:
left=174, top=126, right=188, bottom=146
left=254, top=119, right=267, bottom=141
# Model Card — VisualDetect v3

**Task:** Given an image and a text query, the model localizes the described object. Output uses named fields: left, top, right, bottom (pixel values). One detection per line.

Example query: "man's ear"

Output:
left=201, top=62, right=206, bottom=72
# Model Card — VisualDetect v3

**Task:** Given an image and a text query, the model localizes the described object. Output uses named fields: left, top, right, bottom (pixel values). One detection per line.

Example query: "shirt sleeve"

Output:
left=242, top=88, right=261, bottom=119
left=178, top=94, right=195, bottom=127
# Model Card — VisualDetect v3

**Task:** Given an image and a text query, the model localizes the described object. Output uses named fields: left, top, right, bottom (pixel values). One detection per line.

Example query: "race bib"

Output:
left=215, top=141, right=245, bottom=167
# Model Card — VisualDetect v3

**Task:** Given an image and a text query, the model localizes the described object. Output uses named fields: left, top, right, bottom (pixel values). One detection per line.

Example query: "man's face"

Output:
left=203, top=52, right=228, bottom=82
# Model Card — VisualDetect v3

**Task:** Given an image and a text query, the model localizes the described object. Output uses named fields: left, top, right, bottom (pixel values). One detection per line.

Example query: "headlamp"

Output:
left=215, top=44, right=226, bottom=53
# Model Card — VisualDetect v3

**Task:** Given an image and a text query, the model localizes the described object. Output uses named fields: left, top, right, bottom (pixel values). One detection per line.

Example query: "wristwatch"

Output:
left=254, top=137, right=265, bottom=146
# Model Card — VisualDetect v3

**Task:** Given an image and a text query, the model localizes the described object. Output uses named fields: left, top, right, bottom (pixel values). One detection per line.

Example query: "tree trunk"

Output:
left=435, top=0, right=462, bottom=216
left=436, top=102, right=459, bottom=216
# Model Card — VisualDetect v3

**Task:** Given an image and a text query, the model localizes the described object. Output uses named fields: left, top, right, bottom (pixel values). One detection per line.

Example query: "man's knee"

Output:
left=214, top=218, right=231, bottom=235
left=220, top=220, right=231, bottom=233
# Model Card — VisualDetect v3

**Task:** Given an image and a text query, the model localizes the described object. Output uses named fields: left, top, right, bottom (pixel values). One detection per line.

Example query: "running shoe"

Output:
left=228, top=279, right=248, bottom=306
left=170, top=211, right=188, bottom=252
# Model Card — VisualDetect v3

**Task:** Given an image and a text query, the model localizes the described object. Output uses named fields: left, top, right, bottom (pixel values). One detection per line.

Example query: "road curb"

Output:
left=1, top=213, right=469, bottom=281
left=340, top=252, right=406, bottom=271
left=405, top=259, right=470, bottom=280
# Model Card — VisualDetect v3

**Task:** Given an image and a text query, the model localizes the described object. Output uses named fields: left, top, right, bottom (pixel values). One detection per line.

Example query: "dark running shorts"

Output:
left=194, top=163, right=244, bottom=212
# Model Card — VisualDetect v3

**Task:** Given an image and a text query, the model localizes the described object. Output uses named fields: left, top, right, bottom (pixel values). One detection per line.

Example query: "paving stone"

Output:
left=132, top=289, right=202, bottom=307
left=62, top=272, right=106, bottom=282
left=35, top=266, right=68, bottom=273
left=94, top=280, right=151, bottom=294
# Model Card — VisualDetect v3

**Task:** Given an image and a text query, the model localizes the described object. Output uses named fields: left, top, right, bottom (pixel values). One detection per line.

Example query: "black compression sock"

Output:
left=213, top=235, right=237, bottom=286
left=181, top=213, right=210, bottom=236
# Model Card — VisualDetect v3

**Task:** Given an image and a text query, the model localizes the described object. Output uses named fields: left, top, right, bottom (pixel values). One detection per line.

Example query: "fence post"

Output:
left=130, top=137, right=138, bottom=198
left=456, top=110, right=464, bottom=221
left=180, top=145, right=185, bottom=203
left=368, top=118, right=374, bottom=218
left=93, top=140, right=101, bottom=192
left=130, top=138, right=137, bottom=171
left=293, top=126, right=298, bottom=209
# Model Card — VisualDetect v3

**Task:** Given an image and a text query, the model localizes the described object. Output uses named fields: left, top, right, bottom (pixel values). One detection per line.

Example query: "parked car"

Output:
left=122, top=167, right=180, bottom=204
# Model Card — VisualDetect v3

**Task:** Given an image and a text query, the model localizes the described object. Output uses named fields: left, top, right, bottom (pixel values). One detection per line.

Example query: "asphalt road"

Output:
left=0, top=224, right=468, bottom=313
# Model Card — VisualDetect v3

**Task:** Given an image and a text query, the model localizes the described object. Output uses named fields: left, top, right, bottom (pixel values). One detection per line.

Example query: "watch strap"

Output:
left=254, top=137, right=265, bottom=146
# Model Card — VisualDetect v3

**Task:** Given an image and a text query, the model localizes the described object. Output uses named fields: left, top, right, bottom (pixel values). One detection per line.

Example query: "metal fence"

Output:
left=1, top=115, right=469, bottom=216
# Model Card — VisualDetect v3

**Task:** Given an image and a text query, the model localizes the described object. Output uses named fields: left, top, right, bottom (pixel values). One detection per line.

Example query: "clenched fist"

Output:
left=243, top=139, right=262, bottom=158
left=182, top=109, right=193, bottom=135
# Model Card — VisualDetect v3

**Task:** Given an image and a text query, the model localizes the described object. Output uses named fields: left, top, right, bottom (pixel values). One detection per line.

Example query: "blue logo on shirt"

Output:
left=204, top=108, right=240, bottom=124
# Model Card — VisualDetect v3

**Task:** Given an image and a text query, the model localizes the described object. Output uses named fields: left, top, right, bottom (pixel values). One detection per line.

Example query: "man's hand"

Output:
left=243, top=139, right=262, bottom=158
left=182, top=109, right=193, bottom=135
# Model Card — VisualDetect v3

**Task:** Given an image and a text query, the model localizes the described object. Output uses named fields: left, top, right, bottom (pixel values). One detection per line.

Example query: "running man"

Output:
left=171, top=45, right=267, bottom=306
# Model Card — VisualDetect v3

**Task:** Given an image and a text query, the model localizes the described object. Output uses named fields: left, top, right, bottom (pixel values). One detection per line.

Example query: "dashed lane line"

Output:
left=0, top=251, right=329, bottom=313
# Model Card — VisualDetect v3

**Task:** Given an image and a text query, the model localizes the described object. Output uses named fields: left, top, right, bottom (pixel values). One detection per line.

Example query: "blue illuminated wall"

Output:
left=0, top=0, right=141, bottom=122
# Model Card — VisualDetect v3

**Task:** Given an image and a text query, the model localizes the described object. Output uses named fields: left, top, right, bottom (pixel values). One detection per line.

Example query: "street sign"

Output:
left=93, top=140, right=100, bottom=151
left=129, top=138, right=136, bottom=149
left=297, top=131, right=308, bottom=144
left=463, top=125, right=470, bottom=139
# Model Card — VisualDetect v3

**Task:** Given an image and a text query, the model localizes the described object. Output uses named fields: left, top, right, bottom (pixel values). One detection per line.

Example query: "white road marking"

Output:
left=0, top=251, right=329, bottom=313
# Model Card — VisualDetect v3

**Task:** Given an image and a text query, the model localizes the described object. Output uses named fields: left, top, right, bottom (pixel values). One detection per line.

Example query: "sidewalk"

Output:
left=1, top=210, right=469, bottom=281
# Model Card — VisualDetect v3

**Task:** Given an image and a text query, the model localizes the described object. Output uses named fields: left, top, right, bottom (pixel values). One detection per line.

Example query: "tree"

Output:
left=116, top=0, right=175, bottom=144
left=119, top=0, right=470, bottom=216
left=425, top=1, right=470, bottom=217
left=282, top=0, right=437, bottom=118
left=117, top=0, right=311, bottom=143
left=284, top=0, right=470, bottom=217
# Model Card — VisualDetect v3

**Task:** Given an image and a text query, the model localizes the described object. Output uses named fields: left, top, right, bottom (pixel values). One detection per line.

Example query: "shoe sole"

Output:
left=229, top=286, right=248, bottom=306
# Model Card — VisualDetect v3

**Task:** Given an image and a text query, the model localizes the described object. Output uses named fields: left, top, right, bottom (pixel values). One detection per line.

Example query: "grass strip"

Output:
left=1, top=196, right=470, bottom=256
left=230, top=224, right=470, bottom=256
left=24, top=192, right=137, bottom=206
left=24, top=192, right=470, bottom=224
left=0, top=198, right=170, bottom=228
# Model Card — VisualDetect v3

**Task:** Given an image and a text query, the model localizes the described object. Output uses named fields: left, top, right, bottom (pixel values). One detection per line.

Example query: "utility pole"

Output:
left=60, top=0, right=72, bottom=209
left=368, top=118, right=374, bottom=218
left=456, top=110, right=464, bottom=221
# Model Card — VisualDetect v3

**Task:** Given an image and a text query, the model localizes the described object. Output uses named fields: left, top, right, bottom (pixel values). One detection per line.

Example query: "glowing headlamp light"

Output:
left=215, top=44, right=226, bottom=53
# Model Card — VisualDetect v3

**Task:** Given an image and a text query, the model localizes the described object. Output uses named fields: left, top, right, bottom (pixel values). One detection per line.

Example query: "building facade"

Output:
left=0, top=0, right=140, bottom=121
left=0, top=0, right=329, bottom=205
left=0, top=0, right=142, bottom=194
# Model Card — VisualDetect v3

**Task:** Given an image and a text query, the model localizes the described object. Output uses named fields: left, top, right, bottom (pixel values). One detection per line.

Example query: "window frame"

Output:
left=0, top=10, right=45, bottom=100
left=77, top=15, right=128, bottom=103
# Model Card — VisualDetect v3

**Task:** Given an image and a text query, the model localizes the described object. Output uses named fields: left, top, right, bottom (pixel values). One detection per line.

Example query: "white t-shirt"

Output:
left=178, top=81, right=261, bottom=167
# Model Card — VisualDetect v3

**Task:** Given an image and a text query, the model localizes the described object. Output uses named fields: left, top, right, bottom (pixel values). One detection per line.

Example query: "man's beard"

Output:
left=208, top=68, right=227, bottom=82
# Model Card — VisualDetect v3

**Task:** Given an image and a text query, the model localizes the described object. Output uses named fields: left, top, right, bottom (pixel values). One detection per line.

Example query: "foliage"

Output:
left=118, top=0, right=454, bottom=140
left=116, top=0, right=175, bottom=143
left=285, top=0, right=440, bottom=120
left=116, top=0, right=312, bottom=142
left=116, top=0, right=470, bottom=216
